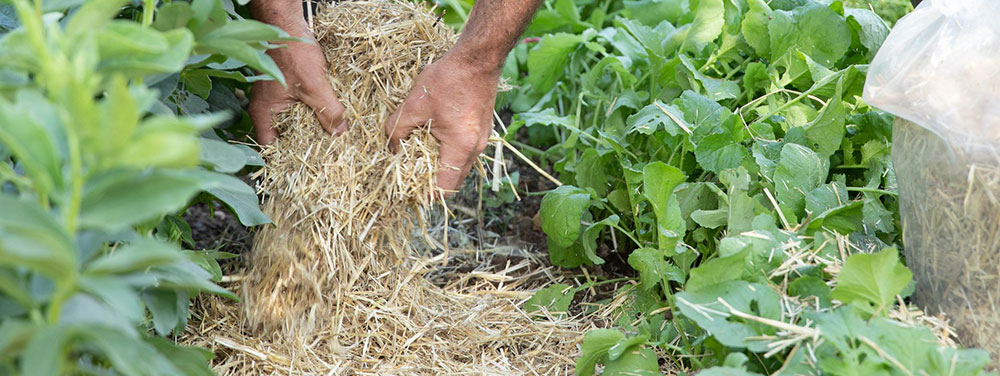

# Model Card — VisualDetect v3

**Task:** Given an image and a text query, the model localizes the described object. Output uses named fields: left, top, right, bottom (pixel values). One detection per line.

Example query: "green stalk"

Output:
left=847, top=186, right=898, bottom=196
left=47, top=281, right=75, bottom=324
left=142, top=0, right=157, bottom=26
left=609, top=223, right=641, bottom=247
left=751, top=71, right=845, bottom=125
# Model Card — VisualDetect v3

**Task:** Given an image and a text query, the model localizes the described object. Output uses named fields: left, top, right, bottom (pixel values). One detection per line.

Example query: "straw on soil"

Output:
left=182, top=2, right=593, bottom=374
left=894, top=118, right=1000, bottom=367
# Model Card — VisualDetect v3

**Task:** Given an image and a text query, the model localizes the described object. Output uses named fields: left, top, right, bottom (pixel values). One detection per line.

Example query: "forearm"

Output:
left=250, top=0, right=310, bottom=38
left=450, top=0, right=544, bottom=74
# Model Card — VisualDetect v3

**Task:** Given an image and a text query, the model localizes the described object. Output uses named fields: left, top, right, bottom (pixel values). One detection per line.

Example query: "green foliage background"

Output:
left=483, top=0, right=995, bottom=374
left=0, top=0, right=283, bottom=373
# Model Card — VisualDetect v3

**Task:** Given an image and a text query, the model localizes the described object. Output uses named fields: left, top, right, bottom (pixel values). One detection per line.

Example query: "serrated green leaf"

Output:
left=626, top=101, right=689, bottom=136
left=769, top=2, right=851, bottom=72
left=681, top=0, right=724, bottom=53
left=831, top=248, right=911, bottom=315
left=804, top=94, right=846, bottom=158
left=675, top=280, right=780, bottom=352
left=694, top=132, right=749, bottom=174
left=685, top=244, right=748, bottom=291
left=628, top=247, right=684, bottom=291
left=602, top=345, right=659, bottom=376
left=524, top=284, right=575, bottom=316
left=741, top=0, right=772, bottom=56
left=575, top=329, right=625, bottom=376
left=678, top=54, right=740, bottom=101
left=527, top=33, right=581, bottom=93
left=845, top=8, right=889, bottom=59
left=773, top=143, right=828, bottom=216
left=789, top=275, right=832, bottom=308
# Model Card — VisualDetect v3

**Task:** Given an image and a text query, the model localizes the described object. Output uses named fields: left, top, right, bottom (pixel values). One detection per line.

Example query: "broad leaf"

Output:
left=628, top=247, right=683, bottom=291
left=540, top=185, right=591, bottom=249
left=527, top=33, right=581, bottom=93
left=79, top=170, right=206, bottom=231
left=524, top=284, right=575, bottom=316
left=773, top=143, right=828, bottom=216
left=576, top=329, right=625, bottom=376
left=831, top=248, right=912, bottom=315
left=643, top=162, right=686, bottom=252
left=681, top=0, right=724, bottom=53
left=602, top=345, right=659, bottom=376
left=675, top=280, right=781, bottom=352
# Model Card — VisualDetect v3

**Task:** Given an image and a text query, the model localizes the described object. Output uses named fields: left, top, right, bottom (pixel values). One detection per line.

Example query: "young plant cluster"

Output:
left=0, top=0, right=285, bottom=373
left=501, top=0, right=995, bottom=374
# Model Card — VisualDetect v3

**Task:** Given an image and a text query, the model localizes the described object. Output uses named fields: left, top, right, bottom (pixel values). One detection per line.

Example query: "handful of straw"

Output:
left=182, top=2, right=591, bottom=374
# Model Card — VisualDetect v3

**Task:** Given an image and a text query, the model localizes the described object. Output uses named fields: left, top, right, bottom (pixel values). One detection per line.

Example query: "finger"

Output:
left=437, top=160, right=477, bottom=199
left=384, top=96, right=430, bottom=152
left=248, top=96, right=281, bottom=145
left=299, top=86, right=347, bottom=135
left=435, top=141, right=481, bottom=196
left=333, top=119, right=349, bottom=135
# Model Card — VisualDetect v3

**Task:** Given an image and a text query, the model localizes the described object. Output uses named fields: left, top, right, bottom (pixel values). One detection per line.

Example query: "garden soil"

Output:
left=180, top=2, right=598, bottom=374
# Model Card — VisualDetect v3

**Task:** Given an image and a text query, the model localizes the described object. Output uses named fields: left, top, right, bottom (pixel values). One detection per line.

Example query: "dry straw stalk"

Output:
left=182, top=2, right=593, bottom=374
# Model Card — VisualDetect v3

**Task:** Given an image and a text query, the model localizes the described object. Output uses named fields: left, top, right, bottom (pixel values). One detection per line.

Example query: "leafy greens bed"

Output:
left=496, top=0, right=996, bottom=374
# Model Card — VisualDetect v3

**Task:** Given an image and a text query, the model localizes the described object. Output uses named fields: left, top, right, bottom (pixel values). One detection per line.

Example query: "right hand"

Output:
left=248, top=35, right=348, bottom=145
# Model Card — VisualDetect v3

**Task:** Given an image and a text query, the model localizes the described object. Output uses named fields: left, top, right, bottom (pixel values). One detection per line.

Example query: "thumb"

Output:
left=384, top=96, right=431, bottom=152
left=299, top=84, right=348, bottom=135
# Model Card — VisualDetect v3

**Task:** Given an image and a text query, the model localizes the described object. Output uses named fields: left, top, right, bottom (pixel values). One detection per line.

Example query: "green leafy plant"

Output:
left=0, top=0, right=289, bottom=373
left=504, top=0, right=990, bottom=374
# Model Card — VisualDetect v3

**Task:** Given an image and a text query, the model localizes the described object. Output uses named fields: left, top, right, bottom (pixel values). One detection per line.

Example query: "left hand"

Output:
left=384, top=52, right=501, bottom=196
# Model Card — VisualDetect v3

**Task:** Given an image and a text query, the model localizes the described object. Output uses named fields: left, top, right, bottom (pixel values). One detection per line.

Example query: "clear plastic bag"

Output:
left=863, top=0, right=1000, bottom=361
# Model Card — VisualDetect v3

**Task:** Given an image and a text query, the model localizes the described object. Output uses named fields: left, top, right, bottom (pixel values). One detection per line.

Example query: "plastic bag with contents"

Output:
left=863, top=0, right=1000, bottom=365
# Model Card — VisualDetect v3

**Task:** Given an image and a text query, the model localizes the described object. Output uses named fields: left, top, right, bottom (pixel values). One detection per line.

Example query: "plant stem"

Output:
left=142, top=0, right=157, bottom=27
left=47, top=280, right=75, bottom=324
left=847, top=186, right=898, bottom=196
left=509, top=140, right=546, bottom=157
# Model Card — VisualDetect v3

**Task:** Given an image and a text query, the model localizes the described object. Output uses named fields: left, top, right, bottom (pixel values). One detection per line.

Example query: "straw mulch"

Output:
left=181, top=2, right=593, bottom=374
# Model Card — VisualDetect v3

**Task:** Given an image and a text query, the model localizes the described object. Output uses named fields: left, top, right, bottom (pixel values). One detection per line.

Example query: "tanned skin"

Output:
left=249, top=0, right=544, bottom=195
left=249, top=0, right=348, bottom=144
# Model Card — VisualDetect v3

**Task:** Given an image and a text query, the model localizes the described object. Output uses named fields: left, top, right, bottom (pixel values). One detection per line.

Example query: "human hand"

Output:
left=384, top=52, right=501, bottom=196
left=248, top=21, right=347, bottom=144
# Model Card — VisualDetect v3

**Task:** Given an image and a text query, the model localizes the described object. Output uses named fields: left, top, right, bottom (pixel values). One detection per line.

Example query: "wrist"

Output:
left=250, top=0, right=312, bottom=38
left=445, top=43, right=506, bottom=78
